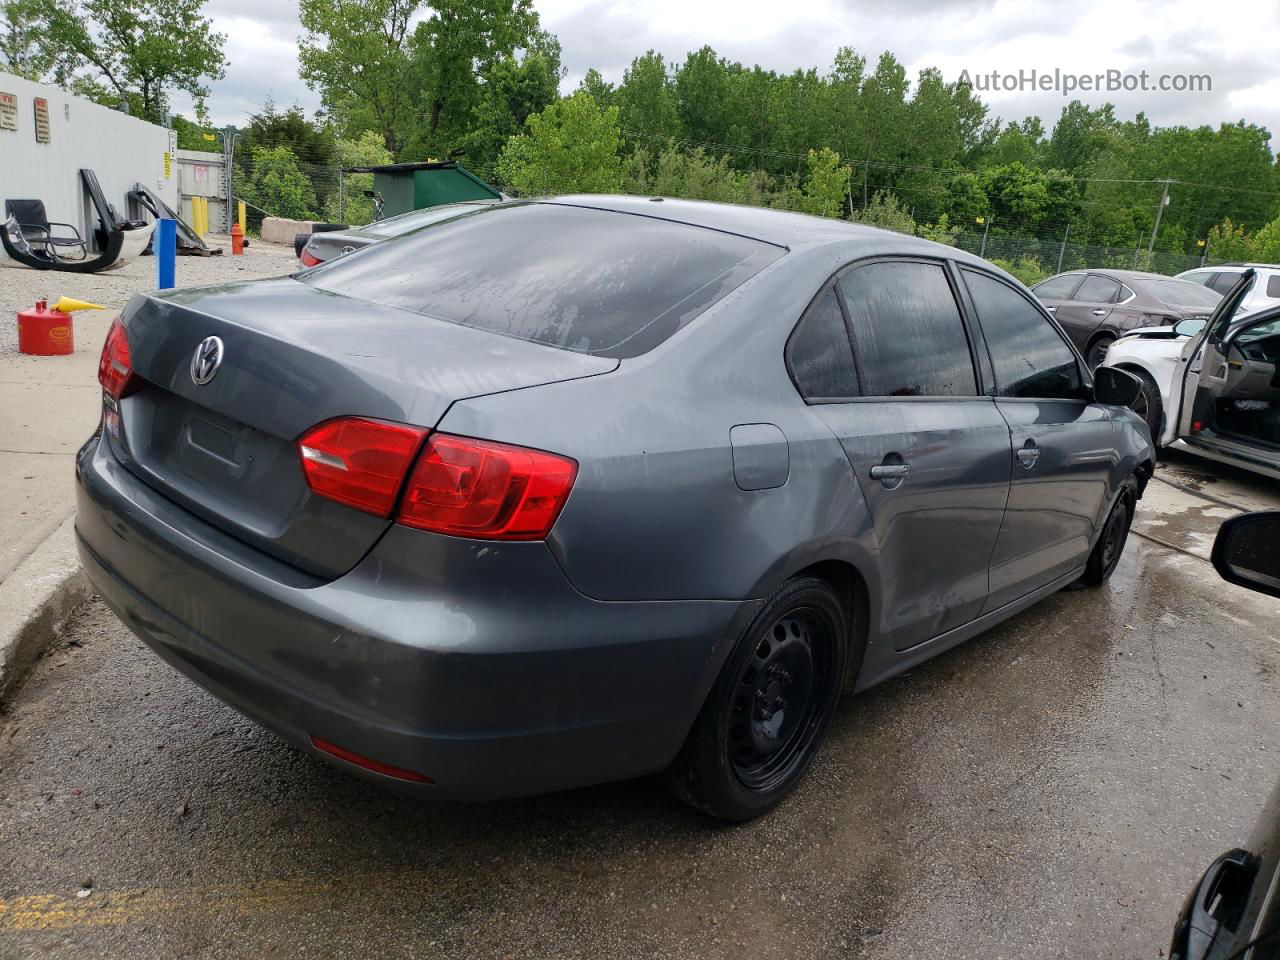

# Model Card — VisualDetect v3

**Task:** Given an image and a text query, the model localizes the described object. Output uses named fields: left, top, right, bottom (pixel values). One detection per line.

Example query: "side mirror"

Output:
left=1173, top=317, right=1207, bottom=338
left=1211, top=511, right=1280, bottom=598
left=1093, top=366, right=1142, bottom=407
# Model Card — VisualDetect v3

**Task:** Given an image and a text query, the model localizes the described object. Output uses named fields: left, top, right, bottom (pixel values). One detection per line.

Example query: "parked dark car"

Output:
left=297, top=199, right=503, bottom=266
left=78, top=196, right=1154, bottom=821
left=1031, top=269, right=1222, bottom=369
left=1171, top=510, right=1280, bottom=960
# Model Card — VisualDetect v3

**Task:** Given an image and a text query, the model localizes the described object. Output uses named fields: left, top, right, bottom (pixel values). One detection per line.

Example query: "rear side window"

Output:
left=1032, top=274, right=1080, bottom=300
left=304, top=202, right=783, bottom=359
left=1211, top=272, right=1244, bottom=295
left=787, top=286, right=858, bottom=400
left=963, top=269, right=1086, bottom=400
left=1266, top=275, right=1280, bottom=299
left=1074, top=275, right=1122, bottom=303
left=837, top=261, right=977, bottom=397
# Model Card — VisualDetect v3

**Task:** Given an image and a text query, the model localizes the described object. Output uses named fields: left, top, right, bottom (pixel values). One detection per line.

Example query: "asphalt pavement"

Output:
left=1, top=451, right=1278, bottom=960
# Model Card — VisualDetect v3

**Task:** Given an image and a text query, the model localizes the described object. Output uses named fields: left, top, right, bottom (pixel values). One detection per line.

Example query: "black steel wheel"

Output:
left=667, top=576, right=851, bottom=821
left=1078, top=479, right=1136, bottom=587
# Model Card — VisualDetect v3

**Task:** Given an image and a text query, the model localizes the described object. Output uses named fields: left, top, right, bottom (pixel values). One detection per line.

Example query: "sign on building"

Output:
left=0, top=92, right=16, bottom=131
left=33, top=97, right=50, bottom=142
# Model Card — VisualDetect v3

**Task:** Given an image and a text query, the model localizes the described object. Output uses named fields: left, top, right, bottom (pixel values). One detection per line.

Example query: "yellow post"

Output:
left=198, top=197, right=208, bottom=236
left=237, top=200, right=246, bottom=233
left=191, top=197, right=202, bottom=235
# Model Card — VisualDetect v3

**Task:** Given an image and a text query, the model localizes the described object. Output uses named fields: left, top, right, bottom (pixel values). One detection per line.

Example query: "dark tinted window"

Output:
left=837, top=261, right=976, bottom=397
left=1033, top=274, right=1081, bottom=300
left=1074, top=275, right=1122, bottom=303
left=1265, top=275, right=1280, bottom=299
left=304, top=202, right=783, bottom=359
left=787, top=286, right=858, bottom=399
left=1212, top=272, right=1244, bottom=294
left=964, top=269, right=1085, bottom=400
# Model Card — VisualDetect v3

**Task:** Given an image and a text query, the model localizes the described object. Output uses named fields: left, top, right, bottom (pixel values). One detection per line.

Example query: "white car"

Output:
left=1177, top=263, right=1280, bottom=318
left=1104, top=269, right=1280, bottom=479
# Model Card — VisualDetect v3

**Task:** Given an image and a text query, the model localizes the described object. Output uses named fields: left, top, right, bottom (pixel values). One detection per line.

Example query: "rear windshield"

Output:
left=1137, top=278, right=1222, bottom=309
left=303, top=202, right=784, bottom=358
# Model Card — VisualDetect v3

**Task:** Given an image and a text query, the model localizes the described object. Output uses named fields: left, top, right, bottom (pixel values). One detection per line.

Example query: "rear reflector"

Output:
left=98, top=316, right=138, bottom=399
left=297, top=417, right=427, bottom=516
left=310, top=736, right=433, bottom=783
left=397, top=433, right=577, bottom=540
left=299, top=248, right=322, bottom=267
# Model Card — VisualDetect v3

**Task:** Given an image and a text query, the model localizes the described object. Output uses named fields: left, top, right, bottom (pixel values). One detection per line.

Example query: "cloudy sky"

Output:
left=174, top=0, right=1280, bottom=145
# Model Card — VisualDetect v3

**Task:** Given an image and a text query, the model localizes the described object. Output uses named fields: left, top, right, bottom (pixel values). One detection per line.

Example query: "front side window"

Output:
left=786, top=286, right=859, bottom=400
left=1032, top=274, right=1081, bottom=301
left=963, top=269, right=1086, bottom=400
left=837, top=261, right=977, bottom=397
left=1073, top=275, right=1122, bottom=303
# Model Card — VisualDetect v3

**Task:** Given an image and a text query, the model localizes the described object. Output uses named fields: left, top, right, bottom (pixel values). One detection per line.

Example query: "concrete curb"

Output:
left=0, top=515, right=91, bottom=705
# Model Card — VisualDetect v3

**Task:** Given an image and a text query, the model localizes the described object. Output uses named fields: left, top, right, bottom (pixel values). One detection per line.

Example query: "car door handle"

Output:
left=1046, top=305, right=1056, bottom=313
left=870, top=463, right=910, bottom=480
left=1016, top=440, right=1040, bottom=469
left=1092, top=308, right=1108, bottom=316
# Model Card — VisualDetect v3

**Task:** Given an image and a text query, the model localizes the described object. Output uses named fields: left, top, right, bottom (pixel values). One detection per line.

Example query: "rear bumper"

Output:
left=75, top=433, right=747, bottom=800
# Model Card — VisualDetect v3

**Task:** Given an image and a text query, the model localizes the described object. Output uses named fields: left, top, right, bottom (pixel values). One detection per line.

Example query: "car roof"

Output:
left=539, top=195, right=995, bottom=266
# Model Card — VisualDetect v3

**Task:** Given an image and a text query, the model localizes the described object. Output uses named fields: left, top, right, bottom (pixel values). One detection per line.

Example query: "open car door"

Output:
left=1175, top=269, right=1256, bottom=439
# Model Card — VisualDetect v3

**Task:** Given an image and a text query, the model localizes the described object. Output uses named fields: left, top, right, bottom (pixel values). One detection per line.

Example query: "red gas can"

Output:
left=17, top=300, right=74, bottom=356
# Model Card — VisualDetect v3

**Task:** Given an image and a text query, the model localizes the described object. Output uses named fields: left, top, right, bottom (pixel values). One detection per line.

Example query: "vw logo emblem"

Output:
left=190, top=335, right=224, bottom=385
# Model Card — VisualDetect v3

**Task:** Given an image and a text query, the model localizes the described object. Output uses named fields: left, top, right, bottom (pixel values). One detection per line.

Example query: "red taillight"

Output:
left=297, top=417, right=427, bottom=516
left=310, top=736, right=433, bottom=783
left=299, top=248, right=321, bottom=267
left=397, top=434, right=577, bottom=540
left=98, top=316, right=137, bottom=398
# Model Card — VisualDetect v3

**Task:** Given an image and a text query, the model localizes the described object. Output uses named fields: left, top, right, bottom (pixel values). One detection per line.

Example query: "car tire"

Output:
left=1077, top=479, right=1137, bottom=588
left=1086, top=335, right=1115, bottom=371
left=1128, top=368, right=1164, bottom=446
left=667, top=576, right=849, bottom=822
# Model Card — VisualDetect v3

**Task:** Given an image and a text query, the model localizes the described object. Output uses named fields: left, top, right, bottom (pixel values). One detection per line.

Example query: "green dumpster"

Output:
left=341, top=161, right=503, bottom=219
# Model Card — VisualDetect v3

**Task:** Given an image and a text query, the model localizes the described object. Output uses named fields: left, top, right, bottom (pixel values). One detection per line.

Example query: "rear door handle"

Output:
left=1046, top=305, right=1056, bottom=313
left=1016, top=440, right=1040, bottom=469
left=1092, top=308, right=1108, bottom=316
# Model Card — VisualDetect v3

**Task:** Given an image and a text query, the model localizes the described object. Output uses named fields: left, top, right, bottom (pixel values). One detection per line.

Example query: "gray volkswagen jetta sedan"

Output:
left=78, top=196, right=1154, bottom=820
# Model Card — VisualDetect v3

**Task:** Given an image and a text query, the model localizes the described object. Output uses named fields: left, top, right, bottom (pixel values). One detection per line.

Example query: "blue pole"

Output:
left=155, top=218, right=176, bottom=290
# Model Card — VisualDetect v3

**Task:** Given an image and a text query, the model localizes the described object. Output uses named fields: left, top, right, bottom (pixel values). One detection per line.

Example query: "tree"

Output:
left=496, top=91, right=623, bottom=195
left=797, top=147, right=849, bottom=218
left=235, top=146, right=318, bottom=220
left=851, top=191, right=917, bottom=234
left=325, top=131, right=393, bottom=223
left=628, top=145, right=749, bottom=203
left=616, top=51, right=678, bottom=151
left=1, top=0, right=77, bottom=82
left=576, top=67, right=614, bottom=107
left=35, top=0, right=226, bottom=122
left=405, top=0, right=540, bottom=156
left=299, top=0, right=419, bottom=154
left=464, top=31, right=562, bottom=172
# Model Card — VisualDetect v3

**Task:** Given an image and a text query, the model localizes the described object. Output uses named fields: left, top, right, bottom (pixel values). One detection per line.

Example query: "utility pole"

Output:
left=1146, top=179, right=1173, bottom=261
left=1057, top=223, right=1070, bottom=274
left=978, top=215, right=992, bottom=258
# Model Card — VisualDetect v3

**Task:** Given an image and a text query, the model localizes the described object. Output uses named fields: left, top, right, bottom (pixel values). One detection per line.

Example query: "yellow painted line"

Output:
left=0, top=871, right=432, bottom=932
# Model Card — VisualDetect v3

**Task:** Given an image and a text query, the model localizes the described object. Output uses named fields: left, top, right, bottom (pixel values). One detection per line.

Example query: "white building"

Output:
left=0, top=71, right=178, bottom=246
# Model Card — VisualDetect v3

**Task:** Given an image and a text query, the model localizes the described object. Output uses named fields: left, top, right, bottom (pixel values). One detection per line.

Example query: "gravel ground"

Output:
left=1, top=238, right=299, bottom=357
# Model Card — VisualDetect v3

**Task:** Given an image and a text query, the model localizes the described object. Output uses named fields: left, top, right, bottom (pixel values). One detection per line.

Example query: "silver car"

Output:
left=78, top=197, right=1153, bottom=820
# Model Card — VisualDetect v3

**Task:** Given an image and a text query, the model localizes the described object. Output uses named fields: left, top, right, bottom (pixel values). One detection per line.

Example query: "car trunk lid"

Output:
left=108, top=277, right=616, bottom=578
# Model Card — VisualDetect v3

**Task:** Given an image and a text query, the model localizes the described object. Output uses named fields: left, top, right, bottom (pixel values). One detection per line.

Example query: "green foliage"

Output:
left=32, top=0, right=226, bottom=122
left=324, top=131, right=394, bottom=223
left=464, top=32, right=563, bottom=173
left=235, top=146, right=318, bottom=220
left=1206, top=216, right=1280, bottom=265
left=496, top=91, right=623, bottom=195
left=1, top=0, right=77, bottom=82
left=852, top=191, right=917, bottom=234
left=917, top=213, right=960, bottom=247
left=171, top=113, right=219, bottom=151
left=616, top=51, right=678, bottom=150
left=990, top=256, right=1049, bottom=286
left=627, top=145, right=750, bottom=203
left=797, top=147, right=850, bottom=217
